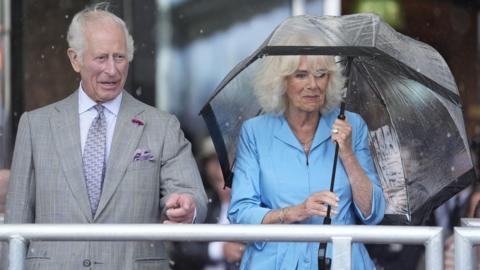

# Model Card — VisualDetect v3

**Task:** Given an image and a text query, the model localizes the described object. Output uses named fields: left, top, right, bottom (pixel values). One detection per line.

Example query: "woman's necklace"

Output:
left=285, top=112, right=319, bottom=154
left=300, top=135, right=314, bottom=153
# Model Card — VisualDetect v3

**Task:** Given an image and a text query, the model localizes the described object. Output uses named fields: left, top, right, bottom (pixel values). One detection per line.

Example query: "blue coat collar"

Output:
left=273, top=109, right=339, bottom=152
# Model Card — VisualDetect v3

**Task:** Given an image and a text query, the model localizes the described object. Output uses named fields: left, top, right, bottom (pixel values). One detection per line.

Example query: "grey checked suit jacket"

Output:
left=4, top=90, right=207, bottom=270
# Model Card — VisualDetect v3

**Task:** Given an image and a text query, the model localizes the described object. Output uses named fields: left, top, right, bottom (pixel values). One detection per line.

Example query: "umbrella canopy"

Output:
left=199, top=13, right=476, bottom=225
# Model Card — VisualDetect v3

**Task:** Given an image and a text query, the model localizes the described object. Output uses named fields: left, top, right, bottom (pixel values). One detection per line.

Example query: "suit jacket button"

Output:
left=83, top=259, right=91, bottom=267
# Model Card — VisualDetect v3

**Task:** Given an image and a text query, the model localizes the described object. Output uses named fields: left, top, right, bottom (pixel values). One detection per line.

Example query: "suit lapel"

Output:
left=50, top=91, right=93, bottom=222
left=94, top=92, right=145, bottom=220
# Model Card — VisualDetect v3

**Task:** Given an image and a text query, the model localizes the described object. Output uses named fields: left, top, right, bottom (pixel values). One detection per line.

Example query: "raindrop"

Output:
left=51, top=45, right=55, bottom=49
left=150, top=243, right=155, bottom=248
left=238, top=116, right=243, bottom=120
left=416, top=68, right=421, bottom=72
left=65, top=14, right=69, bottom=19
left=199, top=29, right=204, bottom=34
left=40, top=54, right=45, bottom=59
left=446, top=132, right=451, bottom=138
left=225, top=122, right=230, bottom=127
left=178, top=13, right=184, bottom=19
left=450, top=166, right=455, bottom=172
left=208, top=198, right=212, bottom=203
left=136, top=88, right=142, bottom=96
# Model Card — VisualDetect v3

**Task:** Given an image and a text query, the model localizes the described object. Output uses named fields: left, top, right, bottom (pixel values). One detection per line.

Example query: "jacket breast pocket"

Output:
left=127, top=160, right=157, bottom=171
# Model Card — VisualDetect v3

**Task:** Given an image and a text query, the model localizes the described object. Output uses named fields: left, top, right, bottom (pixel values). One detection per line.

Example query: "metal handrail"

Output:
left=461, top=218, right=480, bottom=227
left=0, top=224, right=443, bottom=270
left=455, top=218, right=480, bottom=270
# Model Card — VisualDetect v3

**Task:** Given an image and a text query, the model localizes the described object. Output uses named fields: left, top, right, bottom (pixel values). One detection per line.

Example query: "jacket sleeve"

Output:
left=159, top=115, right=208, bottom=223
left=5, top=112, right=36, bottom=224
left=351, top=115, right=385, bottom=224
left=228, top=121, right=270, bottom=226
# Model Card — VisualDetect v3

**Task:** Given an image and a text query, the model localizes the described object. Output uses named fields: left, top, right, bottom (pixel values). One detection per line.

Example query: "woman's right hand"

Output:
left=262, top=191, right=339, bottom=224
left=298, top=191, right=339, bottom=220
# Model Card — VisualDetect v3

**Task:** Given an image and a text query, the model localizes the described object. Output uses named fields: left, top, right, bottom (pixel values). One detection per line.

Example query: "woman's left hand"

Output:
left=331, top=118, right=373, bottom=217
left=331, top=118, right=354, bottom=159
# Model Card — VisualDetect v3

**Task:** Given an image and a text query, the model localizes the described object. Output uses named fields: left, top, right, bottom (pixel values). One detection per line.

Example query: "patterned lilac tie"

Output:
left=83, top=104, right=107, bottom=216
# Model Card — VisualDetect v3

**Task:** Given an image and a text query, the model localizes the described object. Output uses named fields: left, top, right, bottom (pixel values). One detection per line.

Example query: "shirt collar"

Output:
left=78, top=83, right=123, bottom=116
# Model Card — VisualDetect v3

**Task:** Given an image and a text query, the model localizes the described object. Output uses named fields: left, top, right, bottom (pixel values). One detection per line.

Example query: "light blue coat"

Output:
left=228, top=109, right=385, bottom=270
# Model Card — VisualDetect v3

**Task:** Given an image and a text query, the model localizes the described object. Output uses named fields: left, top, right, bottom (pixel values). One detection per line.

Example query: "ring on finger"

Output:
left=332, top=128, right=339, bottom=134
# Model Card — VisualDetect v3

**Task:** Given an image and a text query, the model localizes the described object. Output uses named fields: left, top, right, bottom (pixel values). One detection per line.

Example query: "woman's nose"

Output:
left=306, top=74, right=317, bottom=89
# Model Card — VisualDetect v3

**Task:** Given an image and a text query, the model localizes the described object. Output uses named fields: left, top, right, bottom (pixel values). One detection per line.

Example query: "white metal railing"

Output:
left=455, top=218, right=480, bottom=270
left=0, top=224, right=443, bottom=270
left=461, top=218, right=480, bottom=227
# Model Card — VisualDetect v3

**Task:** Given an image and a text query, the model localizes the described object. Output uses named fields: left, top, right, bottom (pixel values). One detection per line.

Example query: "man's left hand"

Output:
left=163, top=193, right=196, bottom=223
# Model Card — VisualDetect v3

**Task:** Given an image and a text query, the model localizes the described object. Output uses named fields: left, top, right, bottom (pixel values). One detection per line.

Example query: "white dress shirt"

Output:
left=78, top=84, right=122, bottom=161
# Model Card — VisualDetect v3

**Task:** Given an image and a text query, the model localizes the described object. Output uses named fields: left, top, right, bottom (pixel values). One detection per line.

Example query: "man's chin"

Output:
left=97, top=90, right=122, bottom=103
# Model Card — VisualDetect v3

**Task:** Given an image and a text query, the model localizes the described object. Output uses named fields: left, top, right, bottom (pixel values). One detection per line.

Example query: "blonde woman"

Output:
left=228, top=32, right=385, bottom=270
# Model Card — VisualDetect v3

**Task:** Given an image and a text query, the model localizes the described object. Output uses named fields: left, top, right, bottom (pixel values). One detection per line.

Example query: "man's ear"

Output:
left=67, top=48, right=82, bottom=73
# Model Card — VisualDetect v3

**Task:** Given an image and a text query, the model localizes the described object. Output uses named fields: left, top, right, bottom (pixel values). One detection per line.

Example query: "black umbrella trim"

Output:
left=200, top=104, right=234, bottom=188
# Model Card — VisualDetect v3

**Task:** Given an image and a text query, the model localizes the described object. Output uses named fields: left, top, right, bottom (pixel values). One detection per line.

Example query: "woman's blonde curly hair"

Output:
left=253, top=30, right=346, bottom=114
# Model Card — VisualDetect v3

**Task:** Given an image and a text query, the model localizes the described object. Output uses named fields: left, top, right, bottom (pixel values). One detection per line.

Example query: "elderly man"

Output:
left=4, top=3, right=207, bottom=269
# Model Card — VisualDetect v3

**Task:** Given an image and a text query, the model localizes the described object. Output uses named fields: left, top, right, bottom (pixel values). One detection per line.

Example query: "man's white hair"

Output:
left=67, top=2, right=134, bottom=62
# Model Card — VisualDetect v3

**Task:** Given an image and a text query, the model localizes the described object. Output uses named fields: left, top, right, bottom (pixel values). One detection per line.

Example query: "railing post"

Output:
left=425, top=228, right=443, bottom=270
left=9, top=236, right=26, bottom=270
left=331, top=236, right=351, bottom=270
left=455, top=228, right=474, bottom=270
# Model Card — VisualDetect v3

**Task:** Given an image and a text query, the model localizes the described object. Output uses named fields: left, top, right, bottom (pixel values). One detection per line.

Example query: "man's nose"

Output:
left=104, top=57, right=116, bottom=75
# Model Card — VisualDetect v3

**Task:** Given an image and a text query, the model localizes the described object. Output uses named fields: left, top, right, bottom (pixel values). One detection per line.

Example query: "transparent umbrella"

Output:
left=199, top=13, right=475, bottom=225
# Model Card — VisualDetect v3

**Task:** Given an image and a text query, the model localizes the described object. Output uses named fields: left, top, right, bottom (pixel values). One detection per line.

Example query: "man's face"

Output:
left=68, top=19, right=129, bottom=103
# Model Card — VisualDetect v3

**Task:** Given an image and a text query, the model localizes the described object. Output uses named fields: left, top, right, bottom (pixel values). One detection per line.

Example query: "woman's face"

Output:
left=285, top=56, right=330, bottom=114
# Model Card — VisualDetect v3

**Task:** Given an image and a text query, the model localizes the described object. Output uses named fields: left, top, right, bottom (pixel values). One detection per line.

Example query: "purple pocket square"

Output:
left=133, top=149, right=155, bottom=161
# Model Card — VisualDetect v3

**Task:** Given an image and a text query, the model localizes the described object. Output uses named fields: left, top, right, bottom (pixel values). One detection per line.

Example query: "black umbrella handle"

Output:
left=319, top=102, right=346, bottom=270
left=324, top=102, right=346, bottom=224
